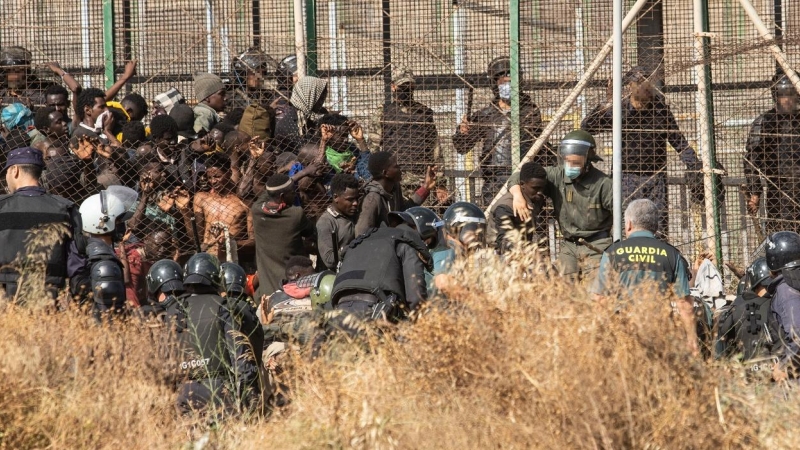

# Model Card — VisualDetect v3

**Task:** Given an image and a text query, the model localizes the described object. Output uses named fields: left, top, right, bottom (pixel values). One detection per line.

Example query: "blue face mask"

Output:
left=498, top=82, right=511, bottom=100
left=564, top=166, right=582, bottom=180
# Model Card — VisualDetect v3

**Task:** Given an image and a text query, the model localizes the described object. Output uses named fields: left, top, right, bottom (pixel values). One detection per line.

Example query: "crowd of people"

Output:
left=0, top=42, right=799, bottom=416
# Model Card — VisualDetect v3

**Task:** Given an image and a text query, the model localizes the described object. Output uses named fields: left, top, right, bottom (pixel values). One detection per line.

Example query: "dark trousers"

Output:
left=176, top=377, right=233, bottom=417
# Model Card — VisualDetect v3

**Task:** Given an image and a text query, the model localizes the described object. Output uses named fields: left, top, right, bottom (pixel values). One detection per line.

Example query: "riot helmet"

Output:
left=405, top=206, right=444, bottom=249
left=0, top=46, right=32, bottom=67
left=146, top=259, right=184, bottom=295
left=220, top=262, right=247, bottom=297
left=487, top=56, right=511, bottom=81
left=772, top=74, right=798, bottom=114
left=765, top=231, right=800, bottom=272
left=295, top=270, right=335, bottom=308
left=183, top=252, right=222, bottom=288
left=276, top=54, right=298, bottom=90
left=233, top=47, right=277, bottom=88
left=443, top=202, right=487, bottom=250
left=388, top=211, right=416, bottom=229
left=745, top=257, right=772, bottom=291
left=79, top=186, right=138, bottom=240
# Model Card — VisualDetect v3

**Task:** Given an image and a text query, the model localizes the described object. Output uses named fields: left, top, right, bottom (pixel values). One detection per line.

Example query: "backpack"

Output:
left=239, top=103, right=275, bottom=139
left=717, top=292, right=780, bottom=363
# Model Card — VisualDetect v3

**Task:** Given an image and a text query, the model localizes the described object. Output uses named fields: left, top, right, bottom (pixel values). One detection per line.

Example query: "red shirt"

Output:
left=117, top=243, right=153, bottom=308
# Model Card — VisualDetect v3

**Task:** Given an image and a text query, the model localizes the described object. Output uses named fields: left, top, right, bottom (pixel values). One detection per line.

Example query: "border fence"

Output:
left=1, top=0, right=799, bottom=289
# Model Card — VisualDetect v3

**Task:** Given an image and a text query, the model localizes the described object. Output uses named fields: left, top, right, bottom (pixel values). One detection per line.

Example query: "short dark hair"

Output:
left=266, top=173, right=293, bottom=199
left=122, top=93, right=148, bottom=118
left=169, top=104, right=195, bottom=132
left=285, top=255, right=313, bottom=279
left=223, top=107, right=245, bottom=126
left=34, top=106, right=56, bottom=130
left=318, top=112, right=348, bottom=127
left=122, top=121, right=147, bottom=146
left=330, top=173, right=359, bottom=197
left=45, top=84, right=69, bottom=99
left=204, top=152, right=231, bottom=172
left=76, top=88, right=105, bottom=120
left=519, top=162, right=546, bottom=183
left=149, top=115, right=178, bottom=141
left=368, top=151, right=393, bottom=179
left=16, top=164, right=42, bottom=179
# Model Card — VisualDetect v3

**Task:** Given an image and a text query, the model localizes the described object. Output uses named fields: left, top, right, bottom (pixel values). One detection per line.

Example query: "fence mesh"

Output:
left=0, top=0, right=798, bottom=292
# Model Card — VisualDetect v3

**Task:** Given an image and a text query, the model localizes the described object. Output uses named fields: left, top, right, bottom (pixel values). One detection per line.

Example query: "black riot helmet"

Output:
left=487, top=56, right=511, bottom=81
left=405, top=206, right=444, bottom=249
left=745, top=257, right=772, bottom=291
left=0, top=46, right=32, bottom=68
left=772, top=73, right=797, bottom=100
left=183, top=252, right=222, bottom=288
left=220, top=262, right=247, bottom=297
left=766, top=231, right=800, bottom=272
left=146, top=259, right=185, bottom=295
left=234, top=48, right=276, bottom=75
left=276, top=54, right=298, bottom=90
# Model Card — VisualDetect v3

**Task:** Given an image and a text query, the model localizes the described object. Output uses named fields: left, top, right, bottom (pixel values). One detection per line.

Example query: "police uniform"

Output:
left=331, top=226, right=431, bottom=326
left=164, top=291, right=260, bottom=415
left=591, top=230, right=690, bottom=299
left=0, top=147, right=87, bottom=300
left=743, top=108, right=800, bottom=233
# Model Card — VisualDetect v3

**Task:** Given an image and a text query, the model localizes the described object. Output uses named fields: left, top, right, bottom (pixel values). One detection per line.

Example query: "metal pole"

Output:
left=694, top=0, right=723, bottom=263
left=252, top=0, right=261, bottom=47
left=206, top=0, right=214, bottom=73
left=453, top=1, right=468, bottom=202
left=381, top=0, right=392, bottom=103
left=612, top=0, right=623, bottom=241
left=484, top=0, right=650, bottom=214
left=80, top=0, right=91, bottom=87
left=510, top=0, right=521, bottom=167
left=102, top=0, right=115, bottom=90
left=328, top=1, right=340, bottom=109
left=737, top=0, right=800, bottom=94
left=294, top=0, right=307, bottom=78
left=305, top=0, right=317, bottom=76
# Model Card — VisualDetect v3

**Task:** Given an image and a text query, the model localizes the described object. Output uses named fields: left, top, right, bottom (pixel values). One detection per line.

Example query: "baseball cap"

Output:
left=1, top=146, right=44, bottom=175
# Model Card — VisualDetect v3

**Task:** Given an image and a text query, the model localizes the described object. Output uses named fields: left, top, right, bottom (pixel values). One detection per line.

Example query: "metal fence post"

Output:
left=612, top=0, right=623, bottom=241
left=305, top=0, right=317, bottom=76
left=510, top=0, right=521, bottom=168
left=693, top=0, right=722, bottom=263
left=102, top=0, right=116, bottom=90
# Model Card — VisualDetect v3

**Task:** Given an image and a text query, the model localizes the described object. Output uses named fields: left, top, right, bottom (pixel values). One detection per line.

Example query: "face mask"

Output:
left=564, top=165, right=582, bottom=180
left=498, top=82, right=511, bottom=100
left=94, top=110, right=111, bottom=130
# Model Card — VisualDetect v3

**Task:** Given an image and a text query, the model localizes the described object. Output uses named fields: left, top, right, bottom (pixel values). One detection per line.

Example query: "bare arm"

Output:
left=45, top=61, right=81, bottom=93
left=104, top=60, right=137, bottom=101
left=193, top=192, right=207, bottom=249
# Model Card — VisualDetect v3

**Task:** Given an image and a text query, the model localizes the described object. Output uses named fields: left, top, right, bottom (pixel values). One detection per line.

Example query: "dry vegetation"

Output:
left=0, top=246, right=798, bottom=449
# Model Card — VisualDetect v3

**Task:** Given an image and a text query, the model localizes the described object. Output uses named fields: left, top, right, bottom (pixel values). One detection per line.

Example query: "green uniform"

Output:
left=508, top=165, right=613, bottom=276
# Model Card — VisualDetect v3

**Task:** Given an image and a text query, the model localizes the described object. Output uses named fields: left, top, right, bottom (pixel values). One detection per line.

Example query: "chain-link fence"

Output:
left=1, top=0, right=798, bottom=291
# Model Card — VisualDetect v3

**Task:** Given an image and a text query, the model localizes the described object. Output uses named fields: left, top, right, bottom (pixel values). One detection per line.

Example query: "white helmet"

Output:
left=79, top=186, right=139, bottom=234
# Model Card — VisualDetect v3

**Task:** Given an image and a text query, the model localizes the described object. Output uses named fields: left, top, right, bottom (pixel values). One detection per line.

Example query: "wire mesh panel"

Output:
left=0, top=0, right=797, bottom=295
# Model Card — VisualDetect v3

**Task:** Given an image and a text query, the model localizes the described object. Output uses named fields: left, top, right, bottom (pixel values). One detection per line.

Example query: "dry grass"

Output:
left=0, top=245, right=798, bottom=449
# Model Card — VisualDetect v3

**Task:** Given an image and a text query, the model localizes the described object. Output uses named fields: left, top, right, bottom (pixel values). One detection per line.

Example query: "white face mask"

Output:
left=94, top=110, right=111, bottom=130
left=498, top=82, right=511, bottom=100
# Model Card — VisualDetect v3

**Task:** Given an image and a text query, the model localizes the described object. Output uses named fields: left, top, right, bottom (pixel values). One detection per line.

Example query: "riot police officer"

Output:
left=77, top=186, right=138, bottom=319
left=764, top=231, right=800, bottom=382
left=164, top=253, right=260, bottom=416
left=229, top=47, right=279, bottom=110
left=0, top=147, right=86, bottom=303
left=431, top=202, right=490, bottom=295
left=744, top=73, right=800, bottom=233
left=272, top=55, right=299, bottom=142
left=220, top=261, right=265, bottom=371
left=0, top=46, right=57, bottom=108
left=142, top=259, right=185, bottom=319
left=452, top=56, right=550, bottom=206
left=509, top=130, right=612, bottom=278
left=717, top=257, right=778, bottom=361
left=330, top=221, right=432, bottom=331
